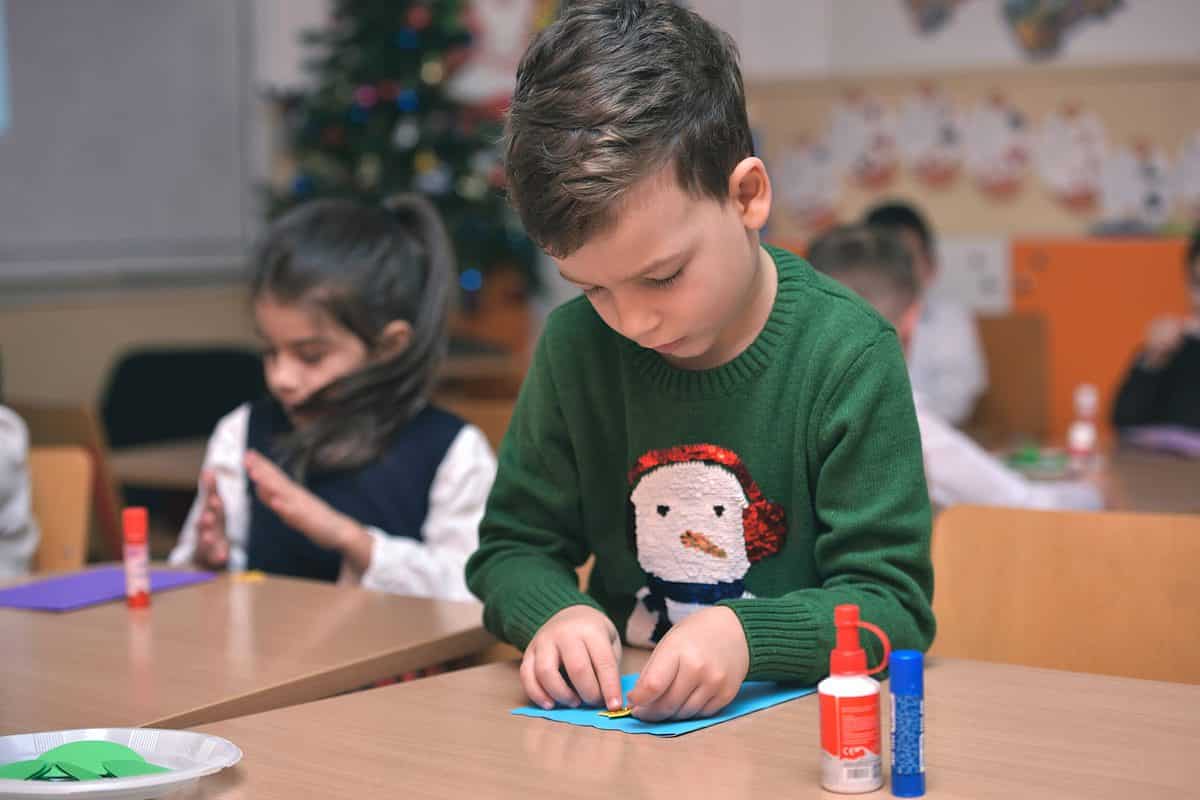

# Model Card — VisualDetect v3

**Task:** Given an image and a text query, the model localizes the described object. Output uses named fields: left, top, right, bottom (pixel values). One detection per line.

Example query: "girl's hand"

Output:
left=244, top=450, right=369, bottom=559
left=194, top=469, right=230, bottom=569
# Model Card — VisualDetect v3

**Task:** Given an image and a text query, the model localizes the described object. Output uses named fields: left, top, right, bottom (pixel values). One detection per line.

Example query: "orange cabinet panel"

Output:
left=1011, top=239, right=1190, bottom=443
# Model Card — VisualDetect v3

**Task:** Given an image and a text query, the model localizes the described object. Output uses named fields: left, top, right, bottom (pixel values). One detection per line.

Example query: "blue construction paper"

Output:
left=511, top=673, right=814, bottom=736
left=0, top=567, right=216, bottom=612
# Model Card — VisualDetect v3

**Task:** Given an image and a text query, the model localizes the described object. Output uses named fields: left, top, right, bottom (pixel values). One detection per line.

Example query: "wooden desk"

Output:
left=0, top=570, right=492, bottom=734
left=190, top=651, right=1200, bottom=799
left=1107, top=447, right=1200, bottom=514
left=109, top=439, right=207, bottom=490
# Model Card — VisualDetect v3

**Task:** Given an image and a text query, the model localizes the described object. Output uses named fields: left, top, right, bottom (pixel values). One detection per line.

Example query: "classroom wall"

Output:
left=0, top=287, right=256, bottom=407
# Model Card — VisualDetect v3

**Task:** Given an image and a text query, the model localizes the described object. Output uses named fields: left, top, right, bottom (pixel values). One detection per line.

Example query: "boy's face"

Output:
left=555, top=161, right=773, bottom=370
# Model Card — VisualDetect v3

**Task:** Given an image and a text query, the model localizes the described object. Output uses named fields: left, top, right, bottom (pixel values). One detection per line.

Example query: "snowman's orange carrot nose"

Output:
left=680, top=530, right=727, bottom=558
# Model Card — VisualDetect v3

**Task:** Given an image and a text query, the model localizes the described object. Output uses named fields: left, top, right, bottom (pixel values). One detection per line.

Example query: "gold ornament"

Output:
left=414, top=150, right=439, bottom=174
left=421, top=59, right=445, bottom=85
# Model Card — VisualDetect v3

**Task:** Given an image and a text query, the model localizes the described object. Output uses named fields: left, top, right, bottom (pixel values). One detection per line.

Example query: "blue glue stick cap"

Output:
left=890, top=649, right=923, bottom=695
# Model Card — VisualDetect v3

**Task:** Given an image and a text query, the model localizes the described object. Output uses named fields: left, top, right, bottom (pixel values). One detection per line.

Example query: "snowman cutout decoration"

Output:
left=625, top=445, right=787, bottom=648
left=1101, top=141, right=1172, bottom=231
left=964, top=93, right=1029, bottom=200
left=1173, top=131, right=1200, bottom=224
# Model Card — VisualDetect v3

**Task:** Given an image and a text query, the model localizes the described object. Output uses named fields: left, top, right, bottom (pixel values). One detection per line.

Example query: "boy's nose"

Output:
left=613, top=300, right=660, bottom=343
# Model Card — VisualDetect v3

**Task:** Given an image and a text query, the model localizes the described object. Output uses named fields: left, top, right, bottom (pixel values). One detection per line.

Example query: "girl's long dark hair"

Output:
left=250, top=194, right=454, bottom=477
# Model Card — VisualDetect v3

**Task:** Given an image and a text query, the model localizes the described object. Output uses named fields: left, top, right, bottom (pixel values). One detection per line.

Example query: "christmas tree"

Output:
left=268, top=0, right=541, bottom=294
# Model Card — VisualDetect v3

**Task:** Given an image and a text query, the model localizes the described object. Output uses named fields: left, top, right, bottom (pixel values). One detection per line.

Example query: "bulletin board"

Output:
left=748, top=62, right=1200, bottom=243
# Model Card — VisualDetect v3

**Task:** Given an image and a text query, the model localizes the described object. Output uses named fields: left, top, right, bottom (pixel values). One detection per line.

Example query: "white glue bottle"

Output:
left=819, top=604, right=892, bottom=793
left=1067, top=383, right=1099, bottom=473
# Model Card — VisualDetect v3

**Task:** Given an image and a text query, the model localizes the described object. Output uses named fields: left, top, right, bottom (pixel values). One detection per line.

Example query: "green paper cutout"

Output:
left=39, top=764, right=73, bottom=781
left=102, top=759, right=170, bottom=777
left=0, top=740, right=172, bottom=782
left=39, top=742, right=143, bottom=774
left=0, top=759, right=50, bottom=780
left=54, top=761, right=103, bottom=781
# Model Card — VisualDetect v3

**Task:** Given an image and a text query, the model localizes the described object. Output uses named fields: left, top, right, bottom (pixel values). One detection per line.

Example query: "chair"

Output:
left=435, top=394, right=515, bottom=452
left=29, top=446, right=93, bottom=573
left=930, top=505, right=1200, bottom=683
left=9, top=400, right=123, bottom=559
left=100, top=347, right=265, bottom=448
left=964, top=312, right=1049, bottom=448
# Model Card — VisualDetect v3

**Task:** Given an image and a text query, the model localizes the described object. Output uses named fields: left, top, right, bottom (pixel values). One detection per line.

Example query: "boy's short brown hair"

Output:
left=503, top=0, right=754, bottom=257
left=807, top=225, right=919, bottom=325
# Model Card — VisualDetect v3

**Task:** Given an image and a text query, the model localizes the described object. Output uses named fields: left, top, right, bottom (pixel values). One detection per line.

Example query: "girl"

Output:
left=170, top=195, right=496, bottom=600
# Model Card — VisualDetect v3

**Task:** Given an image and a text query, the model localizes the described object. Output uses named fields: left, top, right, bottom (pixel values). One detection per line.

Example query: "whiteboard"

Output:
left=0, top=0, right=253, bottom=287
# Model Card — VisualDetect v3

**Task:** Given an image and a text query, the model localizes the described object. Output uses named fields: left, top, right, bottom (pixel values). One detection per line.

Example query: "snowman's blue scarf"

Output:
left=641, top=573, right=746, bottom=642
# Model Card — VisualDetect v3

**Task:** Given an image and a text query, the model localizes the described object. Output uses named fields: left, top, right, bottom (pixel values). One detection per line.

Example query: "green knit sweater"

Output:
left=466, top=246, right=935, bottom=683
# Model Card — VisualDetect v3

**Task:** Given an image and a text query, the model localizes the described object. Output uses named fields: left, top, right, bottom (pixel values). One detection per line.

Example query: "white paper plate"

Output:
left=0, top=729, right=241, bottom=799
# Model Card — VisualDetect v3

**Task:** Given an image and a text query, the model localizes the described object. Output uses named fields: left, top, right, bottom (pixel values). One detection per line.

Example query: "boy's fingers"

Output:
left=627, top=648, right=678, bottom=710
left=559, top=639, right=603, bottom=707
left=673, top=683, right=715, bottom=721
left=534, top=643, right=580, bottom=708
left=583, top=631, right=624, bottom=710
left=520, top=647, right=555, bottom=710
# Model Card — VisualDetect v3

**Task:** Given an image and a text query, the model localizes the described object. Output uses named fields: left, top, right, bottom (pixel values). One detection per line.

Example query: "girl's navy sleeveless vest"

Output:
left=244, top=398, right=464, bottom=582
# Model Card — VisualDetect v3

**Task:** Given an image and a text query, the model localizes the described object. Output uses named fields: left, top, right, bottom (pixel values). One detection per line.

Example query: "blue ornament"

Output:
left=396, top=89, right=419, bottom=113
left=292, top=174, right=314, bottom=196
left=348, top=105, right=370, bottom=124
left=459, top=268, right=484, bottom=293
left=395, top=29, right=419, bottom=50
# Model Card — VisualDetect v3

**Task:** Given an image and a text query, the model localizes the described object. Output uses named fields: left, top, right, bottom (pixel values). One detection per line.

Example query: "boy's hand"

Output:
left=244, top=450, right=365, bottom=553
left=521, top=605, right=623, bottom=711
left=194, top=469, right=230, bottom=569
left=626, top=606, right=749, bottom=722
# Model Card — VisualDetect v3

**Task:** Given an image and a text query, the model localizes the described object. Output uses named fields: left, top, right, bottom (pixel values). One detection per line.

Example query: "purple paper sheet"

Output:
left=1121, top=425, right=1200, bottom=459
left=0, top=567, right=216, bottom=612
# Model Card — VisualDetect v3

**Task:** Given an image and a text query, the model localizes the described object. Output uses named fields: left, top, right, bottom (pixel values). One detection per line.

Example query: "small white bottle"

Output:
left=1067, top=383, right=1099, bottom=473
left=818, top=604, right=892, bottom=793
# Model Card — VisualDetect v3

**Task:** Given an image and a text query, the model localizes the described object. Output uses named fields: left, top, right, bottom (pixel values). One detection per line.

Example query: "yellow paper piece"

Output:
left=598, top=707, right=632, bottom=719
left=233, top=571, right=266, bottom=583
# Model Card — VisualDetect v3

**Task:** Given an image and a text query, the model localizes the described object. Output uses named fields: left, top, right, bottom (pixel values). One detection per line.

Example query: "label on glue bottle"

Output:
left=819, top=677, right=882, bottom=792
left=817, top=604, right=890, bottom=794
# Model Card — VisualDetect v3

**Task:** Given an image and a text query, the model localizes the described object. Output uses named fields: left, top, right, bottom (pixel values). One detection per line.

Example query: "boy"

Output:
left=808, top=225, right=1104, bottom=511
left=863, top=201, right=987, bottom=427
left=466, top=0, right=934, bottom=722
left=1112, top=225, right=1200, bottom=431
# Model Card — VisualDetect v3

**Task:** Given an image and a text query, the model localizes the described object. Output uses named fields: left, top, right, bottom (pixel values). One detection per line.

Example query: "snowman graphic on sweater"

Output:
left=625, top=444, right=787, bottom=647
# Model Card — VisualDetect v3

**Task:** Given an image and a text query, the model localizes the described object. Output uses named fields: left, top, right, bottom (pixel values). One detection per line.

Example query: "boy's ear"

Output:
left=375, top=320, right=413, bottom=360
left=897, top=301, right=922, bottom=348
left=729, top=157, right=771, bottom=231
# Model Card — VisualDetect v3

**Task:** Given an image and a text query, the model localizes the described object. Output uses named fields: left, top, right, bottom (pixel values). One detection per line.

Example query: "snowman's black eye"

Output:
left=657, top=505, right=670, bottom=517
left=713, top=505, right=725, bottom=517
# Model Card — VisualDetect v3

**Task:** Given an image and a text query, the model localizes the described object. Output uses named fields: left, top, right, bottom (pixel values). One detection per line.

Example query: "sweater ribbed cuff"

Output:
left=719, top=598, right=824, bottom=682
left=499, top=577, right=604, bottom=650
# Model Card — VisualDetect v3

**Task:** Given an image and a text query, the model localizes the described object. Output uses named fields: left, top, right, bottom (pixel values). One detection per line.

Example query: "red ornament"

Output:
left=320, top=126, right=346, bottom=147
left=407, top=4, right=433, bottom=30
left=378, top=80, right=401, bottom=101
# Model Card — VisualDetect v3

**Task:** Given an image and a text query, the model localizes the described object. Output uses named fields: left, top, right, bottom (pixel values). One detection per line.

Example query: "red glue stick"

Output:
left=123, top=507, right=150, bottom=609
